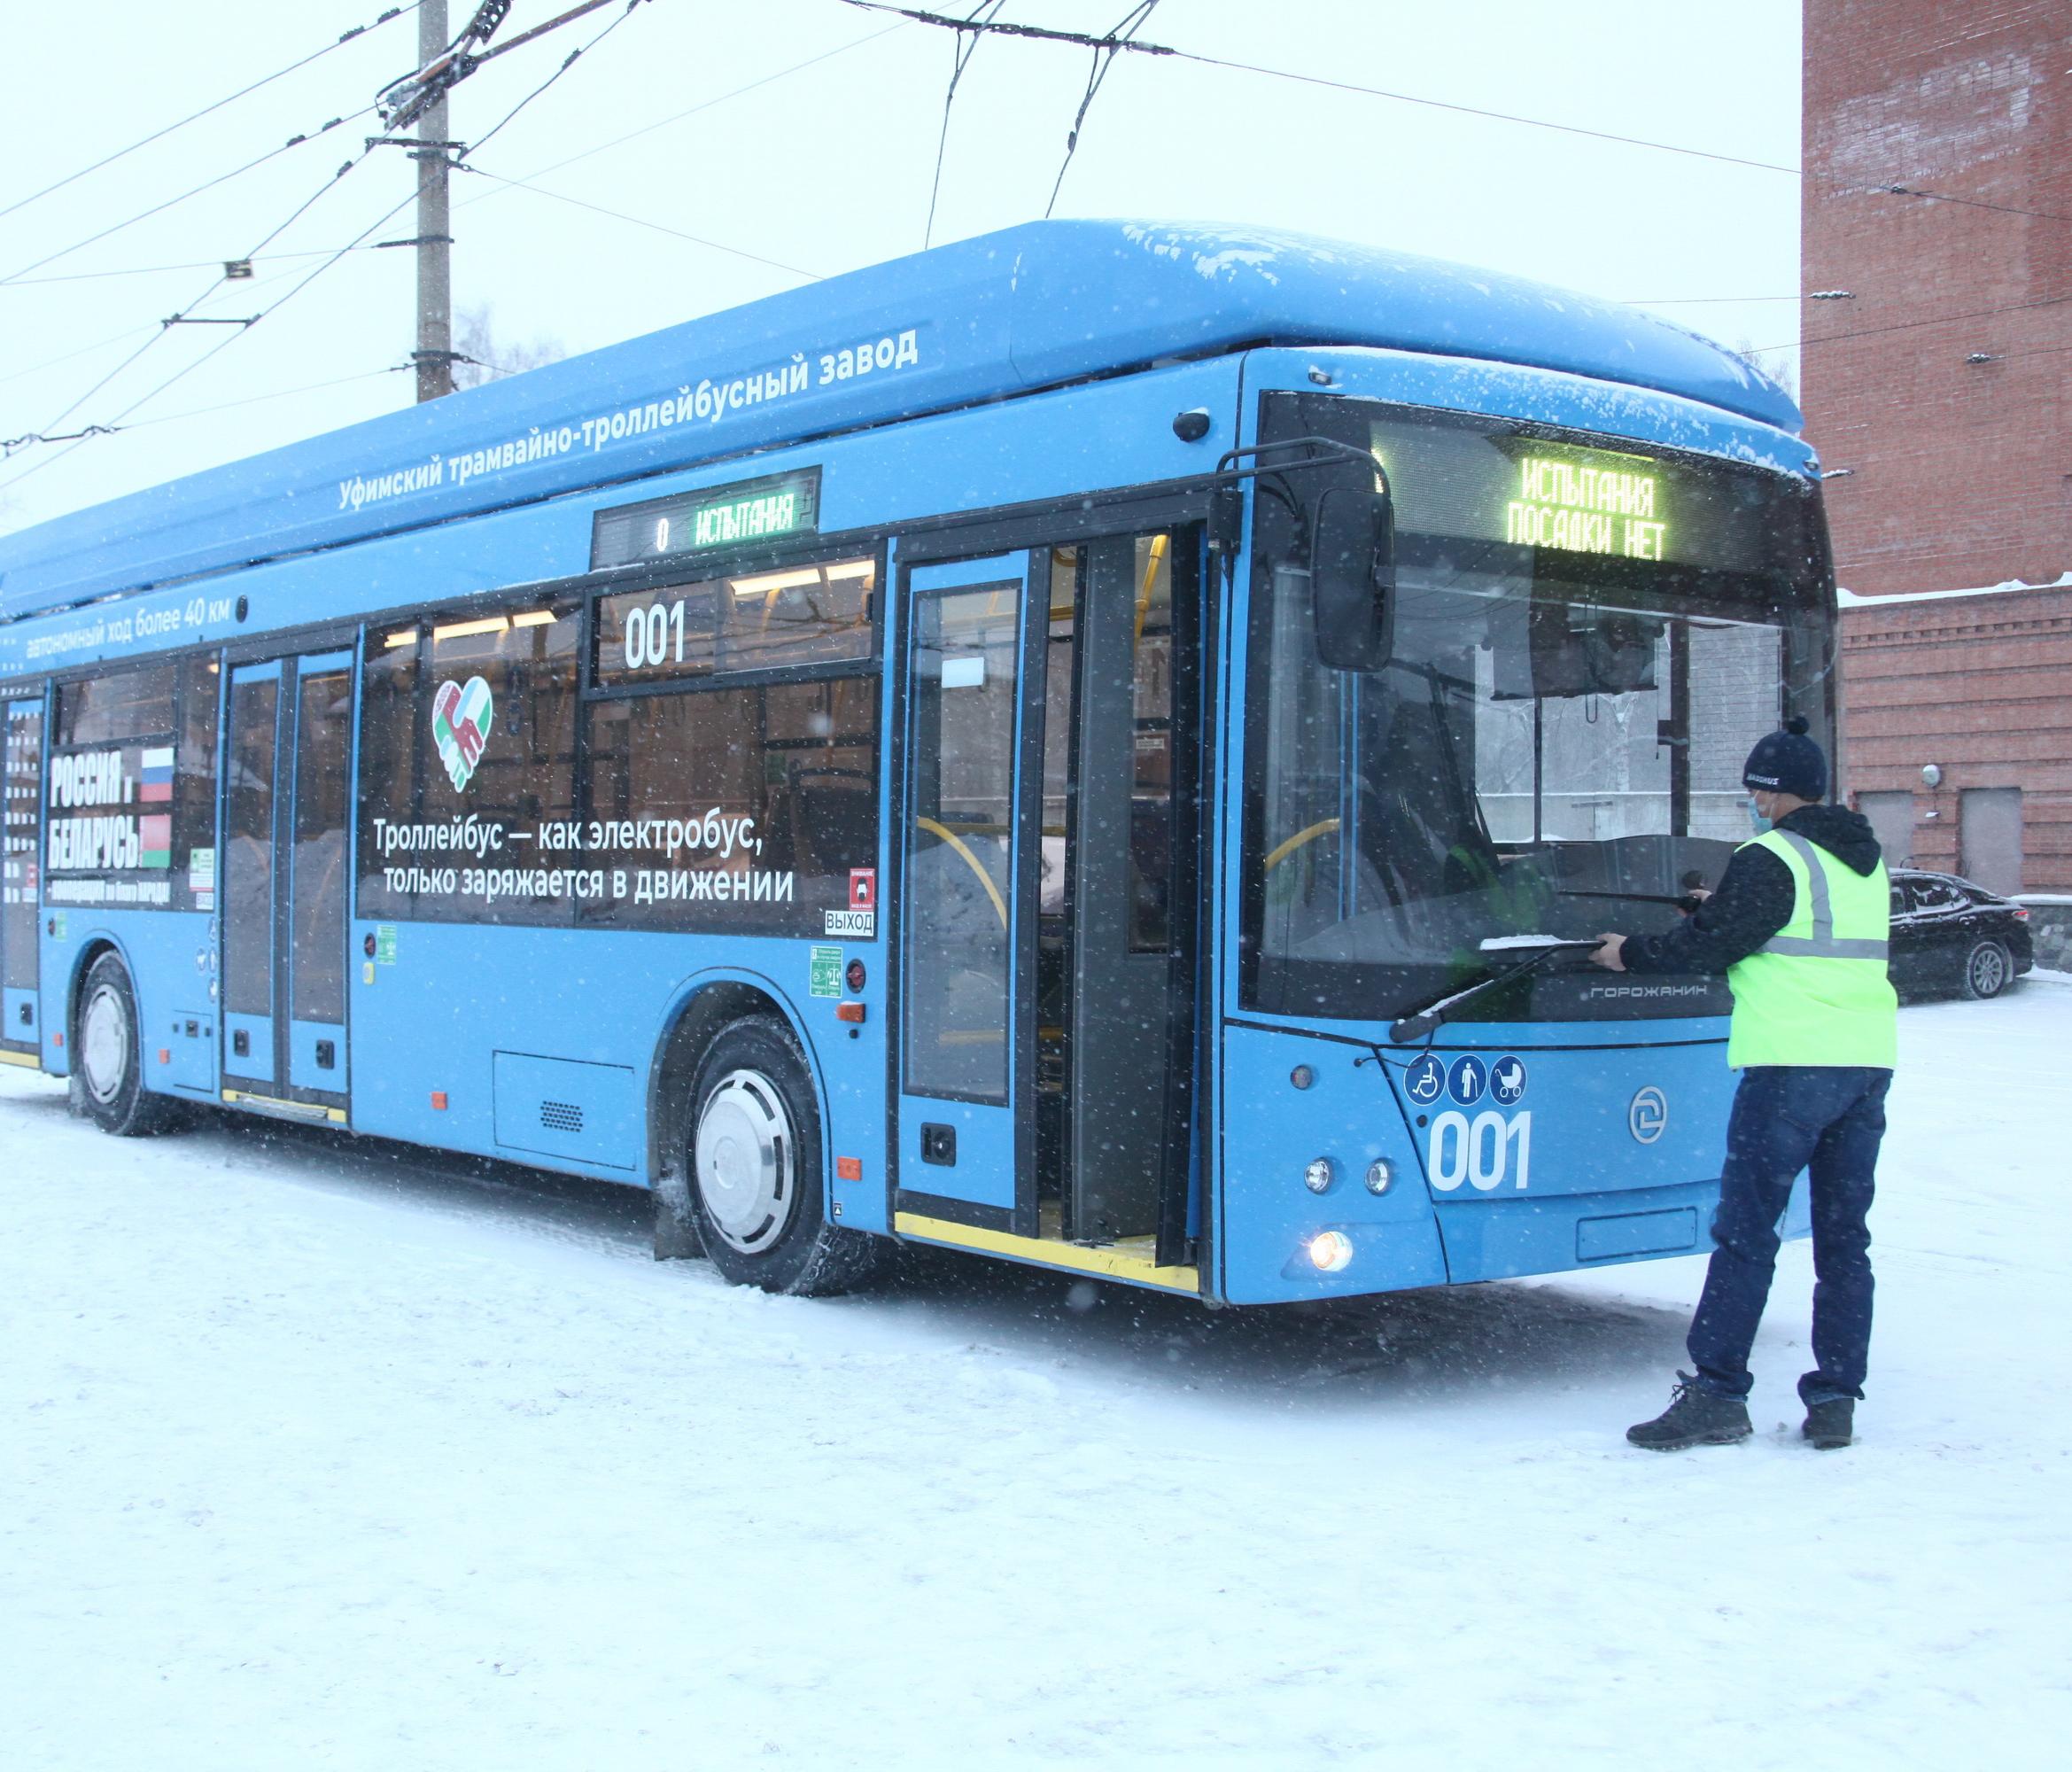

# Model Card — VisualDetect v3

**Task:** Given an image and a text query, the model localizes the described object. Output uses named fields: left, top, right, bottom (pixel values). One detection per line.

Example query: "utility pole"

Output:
left=413, top=0, right=454, bottom=403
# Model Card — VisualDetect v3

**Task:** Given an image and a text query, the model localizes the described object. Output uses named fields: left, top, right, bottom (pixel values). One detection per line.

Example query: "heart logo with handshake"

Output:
left=432, top=675, right=494, bottom=791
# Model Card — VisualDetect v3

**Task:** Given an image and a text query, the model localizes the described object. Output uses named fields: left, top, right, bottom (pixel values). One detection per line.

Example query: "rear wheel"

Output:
left=687, top=1017, right=884, bottom=1296
left=74, top=953, right=180, bottom=1136
left=1961, top=938, right=2012, bottom=1000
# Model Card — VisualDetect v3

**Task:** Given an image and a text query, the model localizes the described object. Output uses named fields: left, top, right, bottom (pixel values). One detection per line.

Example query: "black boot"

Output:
left=1626, top=1372, right=1752, bottom=1450
left=1802, top=1397, right=1854, bottom=1449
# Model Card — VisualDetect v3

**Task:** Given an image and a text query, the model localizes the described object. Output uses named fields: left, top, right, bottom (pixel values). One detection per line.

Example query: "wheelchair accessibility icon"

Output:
left=1405, top=1053, right=1445, bottom=1106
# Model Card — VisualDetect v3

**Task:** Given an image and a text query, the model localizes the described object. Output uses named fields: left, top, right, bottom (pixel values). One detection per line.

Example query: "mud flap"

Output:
left=651, top=1160, right=703, bottom=1261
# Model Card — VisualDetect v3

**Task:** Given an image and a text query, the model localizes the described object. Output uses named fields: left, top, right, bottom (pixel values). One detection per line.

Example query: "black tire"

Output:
left=686, top=1016, right=884, bottom=1296
left=1961, top=938, right=2012, bottom=1000
left=72, top=952, right=181, bottom=1137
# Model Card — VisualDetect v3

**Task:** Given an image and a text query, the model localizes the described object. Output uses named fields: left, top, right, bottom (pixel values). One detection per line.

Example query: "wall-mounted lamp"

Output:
left=1820, top=467, right=1856, bottom=480
left=1921, top=764, right=1943, bottom=789
left=1965, top=352, right=2002, bottom=365
left=1808, top=290, right=1856, bottom=300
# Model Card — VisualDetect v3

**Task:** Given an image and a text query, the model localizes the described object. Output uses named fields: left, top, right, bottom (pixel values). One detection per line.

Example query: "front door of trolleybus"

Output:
left=893, top=527, right=1195, bottom=1260
left=219, top=649, right=354, bottom=1123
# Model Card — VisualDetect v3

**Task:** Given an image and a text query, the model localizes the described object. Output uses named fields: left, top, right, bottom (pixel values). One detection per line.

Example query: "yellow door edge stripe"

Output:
left=895, top=1210, right=1199, bottom=1294
left=0, top=1048, right=42, bottom=1069
left=221, top=1088, right=348, bottom=1124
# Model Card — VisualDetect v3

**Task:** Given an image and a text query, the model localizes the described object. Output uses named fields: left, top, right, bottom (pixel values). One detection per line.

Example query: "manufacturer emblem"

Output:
left=1629, top=1085, right=1668, bottom=1145
left=431, top=675, right=494, bottom=790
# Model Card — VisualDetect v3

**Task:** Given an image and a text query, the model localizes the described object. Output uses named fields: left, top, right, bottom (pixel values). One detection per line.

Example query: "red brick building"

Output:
left=1804, top=1, right=2072, bottom=890
left=1837, top=579, right=2072, bottom=892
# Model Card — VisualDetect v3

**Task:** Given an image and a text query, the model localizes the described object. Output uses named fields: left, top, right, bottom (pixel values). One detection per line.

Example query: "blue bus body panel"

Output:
left=0, top=220, right=1797, bottom=624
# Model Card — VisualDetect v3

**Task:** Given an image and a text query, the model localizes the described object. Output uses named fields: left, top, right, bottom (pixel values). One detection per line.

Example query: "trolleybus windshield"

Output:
left=1246, top=398, right=1831, bottom=1025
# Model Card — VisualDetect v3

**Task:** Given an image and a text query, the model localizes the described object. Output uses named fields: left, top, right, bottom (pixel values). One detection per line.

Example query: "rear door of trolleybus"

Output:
left=893, top=529, right=1197, bottom=1262
left=219, top=648, right=355, bottom=1123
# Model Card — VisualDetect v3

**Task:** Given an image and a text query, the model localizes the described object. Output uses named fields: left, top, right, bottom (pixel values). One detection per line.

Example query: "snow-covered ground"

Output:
left=4, top=989, right=2068, bottom=1769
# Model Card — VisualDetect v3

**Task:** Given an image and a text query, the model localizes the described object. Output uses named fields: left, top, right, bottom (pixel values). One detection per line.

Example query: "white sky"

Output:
left=0, top=0, right=1806, bottom=538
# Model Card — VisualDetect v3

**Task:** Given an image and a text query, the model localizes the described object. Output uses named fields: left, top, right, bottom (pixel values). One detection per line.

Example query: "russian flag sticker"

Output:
left=138, top=746, right=175, bottom=804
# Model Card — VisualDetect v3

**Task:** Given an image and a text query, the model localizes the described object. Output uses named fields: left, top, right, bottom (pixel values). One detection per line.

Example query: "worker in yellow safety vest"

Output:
left=1590, top=717, right=1897, bottom=1453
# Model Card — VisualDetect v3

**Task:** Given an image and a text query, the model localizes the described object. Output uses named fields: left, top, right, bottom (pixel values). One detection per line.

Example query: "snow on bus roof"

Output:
left=0, top=219, right=1800, bottom=622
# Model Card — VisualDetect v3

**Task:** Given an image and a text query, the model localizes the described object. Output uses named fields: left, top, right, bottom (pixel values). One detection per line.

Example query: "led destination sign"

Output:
left=590, top=467, right=821, bottom=571
left=1361, top=417, right=1745, bottom=571
left=1506, top=455, right=1666, bottom=560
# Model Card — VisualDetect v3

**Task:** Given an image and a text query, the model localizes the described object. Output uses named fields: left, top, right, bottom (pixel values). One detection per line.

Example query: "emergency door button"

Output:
left=920, top=1123, right=957, bottom=1167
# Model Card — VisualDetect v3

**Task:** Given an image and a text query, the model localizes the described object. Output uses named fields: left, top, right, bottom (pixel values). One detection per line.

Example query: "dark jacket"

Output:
left=1621, top=805, right=1883, bottom=977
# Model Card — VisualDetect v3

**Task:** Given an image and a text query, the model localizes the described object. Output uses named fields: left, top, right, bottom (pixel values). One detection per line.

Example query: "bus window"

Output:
left=48, top=660, right=192, bottom=914
left=175, top=656, right=220, bottom=913
left=904, top=586, right=1018, bottom=1104
left=592, top=556, right=875, bottom=689
left=356, top=602, right=579, bottom=925
left=55, top=662, right=175, bottom=747
left=1128, top=532, right=1175, bottom=954
left=581, top=673, right=878, bottom=935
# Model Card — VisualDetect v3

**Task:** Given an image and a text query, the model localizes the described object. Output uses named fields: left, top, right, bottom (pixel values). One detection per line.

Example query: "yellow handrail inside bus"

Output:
left=916, top=815, right=1009, bottom=929
left=1265, top=818, right=1340, bottom=872
left=1134, top=532, right=1168, bottom=643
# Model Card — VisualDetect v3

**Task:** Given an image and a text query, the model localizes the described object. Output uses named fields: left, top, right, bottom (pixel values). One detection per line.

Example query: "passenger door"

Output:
left=2, top=696, right=45, bottom=1061
left=220, top=649, right=354, bottom=1121
left=895, top=554, right=1040, bottom=1226
left=891, top=527, right=1197, bottom=1253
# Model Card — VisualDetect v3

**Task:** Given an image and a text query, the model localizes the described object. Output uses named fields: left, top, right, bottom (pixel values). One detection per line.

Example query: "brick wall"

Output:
left=1803, top=1, right=2072, bottom=596
left=1838, top=584, right=2072, bottom=890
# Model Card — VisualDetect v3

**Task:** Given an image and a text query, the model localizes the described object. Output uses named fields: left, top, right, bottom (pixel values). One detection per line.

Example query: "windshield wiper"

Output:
left=1386, top=938, right=1601, bottom=1045
left=1556, top=888, right=1704, bottom=909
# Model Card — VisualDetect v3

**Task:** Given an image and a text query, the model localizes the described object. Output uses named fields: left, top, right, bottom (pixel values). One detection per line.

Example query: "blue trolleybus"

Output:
left=0, top=221, right=1829, bottom=1302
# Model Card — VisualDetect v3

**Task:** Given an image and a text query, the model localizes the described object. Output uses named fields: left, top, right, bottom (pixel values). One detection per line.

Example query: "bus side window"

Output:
left=355, top=602, right=579, bottom=926
left=175, top=655, right=220, bottom=913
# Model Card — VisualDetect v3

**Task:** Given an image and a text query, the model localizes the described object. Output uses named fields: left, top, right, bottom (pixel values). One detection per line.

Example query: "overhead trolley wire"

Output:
left=839, top=1, right=1804, bottom=178
left=0, top=107, right=382, bottom=290
left=1045, top=2, right=1158, bottom=216
left=919, top=3, right=1007, bottom=250
left=2, top=1, right=661, bottom=489
left=454, top=167, right=824, bottom=279
left=0, top=4, right=419, bottom=227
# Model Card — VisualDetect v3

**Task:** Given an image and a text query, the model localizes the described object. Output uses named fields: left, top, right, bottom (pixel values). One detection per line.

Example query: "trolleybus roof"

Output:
left=0, top=219, right=1799, bottom=620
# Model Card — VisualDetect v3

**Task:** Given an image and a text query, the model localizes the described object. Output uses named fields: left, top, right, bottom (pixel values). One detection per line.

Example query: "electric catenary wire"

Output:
left=839, top=1, right=1804, bottom=178
left=3, top=2, right=660, bottom=483
left=918, top=4, right=1005, bottom=250
left=0, top=4, right=419, bottom=226
left=454, top=167, right=823, bottom=279
left=1045, top=2, right=1157, bottom=217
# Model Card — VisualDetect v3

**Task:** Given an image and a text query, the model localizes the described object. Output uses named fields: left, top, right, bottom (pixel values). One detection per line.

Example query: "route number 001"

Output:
left=1426, top=1109, right=1532, bottom=1192
left=621, top=598, right=687, bottom=671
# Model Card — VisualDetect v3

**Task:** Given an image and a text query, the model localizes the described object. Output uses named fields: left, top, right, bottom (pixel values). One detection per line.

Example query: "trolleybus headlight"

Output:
left=1303, top=1157, right=1335, bottom=1194
left=1308, top=1231, right=1354, bottom=1272
left=1365, top=1159, right=1394, bottom=1195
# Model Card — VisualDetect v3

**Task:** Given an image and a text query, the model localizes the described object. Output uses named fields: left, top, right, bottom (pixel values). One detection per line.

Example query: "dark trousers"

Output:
left=1688, top=1065, right=1890, bottom=1405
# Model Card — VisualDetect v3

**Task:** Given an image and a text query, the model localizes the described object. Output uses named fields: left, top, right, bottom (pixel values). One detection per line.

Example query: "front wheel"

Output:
left=74, top=953, right=181, bottom=1136
left=1961, top=938, right=2012, bottom=1000
left=687, top=1017, right=883, bottom=1296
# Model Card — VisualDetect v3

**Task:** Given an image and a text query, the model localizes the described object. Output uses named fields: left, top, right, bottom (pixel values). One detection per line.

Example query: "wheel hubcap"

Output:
left=1973, top=946, right=2005, bottom=993
left=694, top=1069, right=796, bottom=1255
left=81, top=983, right=130, bottom=1103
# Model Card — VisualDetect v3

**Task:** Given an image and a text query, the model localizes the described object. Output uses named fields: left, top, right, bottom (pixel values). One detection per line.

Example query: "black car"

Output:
left=1887, top=869, right=2035, bottom=1000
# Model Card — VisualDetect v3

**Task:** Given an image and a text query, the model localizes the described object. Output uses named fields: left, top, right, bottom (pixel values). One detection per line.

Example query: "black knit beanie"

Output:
left=1742, top=715, right=1828, bottom=801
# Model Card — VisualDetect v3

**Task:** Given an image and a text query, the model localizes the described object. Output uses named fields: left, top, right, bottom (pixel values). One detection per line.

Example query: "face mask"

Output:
left=1748, top=796, right=1772, bottom=835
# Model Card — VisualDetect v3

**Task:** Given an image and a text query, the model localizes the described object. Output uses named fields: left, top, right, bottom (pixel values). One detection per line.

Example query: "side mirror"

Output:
left=1310, top=485, right=1395, bottom=671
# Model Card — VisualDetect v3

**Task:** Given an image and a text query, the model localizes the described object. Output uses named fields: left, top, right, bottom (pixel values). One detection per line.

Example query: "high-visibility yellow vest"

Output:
left=1726, top=828, right=1898, bottom=1069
